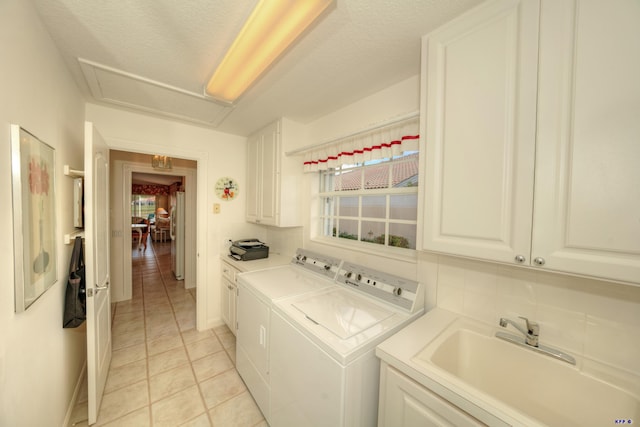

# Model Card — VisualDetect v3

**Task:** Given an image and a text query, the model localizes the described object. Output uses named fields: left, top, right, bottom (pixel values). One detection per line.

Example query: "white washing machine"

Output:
left=235, top=249, right=342, bottom=422
left=269, top=262, right=425, bottom=427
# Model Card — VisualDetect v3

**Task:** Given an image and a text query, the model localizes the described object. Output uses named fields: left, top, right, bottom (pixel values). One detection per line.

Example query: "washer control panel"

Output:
left=291, top=249, right=342, bottom=280
left=336, top=262, right=421, bottom=312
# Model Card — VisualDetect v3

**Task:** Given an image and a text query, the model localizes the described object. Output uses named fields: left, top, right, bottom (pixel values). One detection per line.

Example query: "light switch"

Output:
left=213, top=203, right=221, bottom=214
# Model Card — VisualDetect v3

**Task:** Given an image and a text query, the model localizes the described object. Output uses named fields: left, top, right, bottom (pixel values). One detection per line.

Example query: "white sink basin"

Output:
left=413, top=321, right=640, bottom=426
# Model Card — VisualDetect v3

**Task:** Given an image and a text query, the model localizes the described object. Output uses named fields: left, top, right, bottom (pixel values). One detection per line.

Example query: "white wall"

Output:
left=0, top=0, right=87, bottom=425
left=288, top=74, right=640, bottom=394
left=85, top=104, right=266, bottom=330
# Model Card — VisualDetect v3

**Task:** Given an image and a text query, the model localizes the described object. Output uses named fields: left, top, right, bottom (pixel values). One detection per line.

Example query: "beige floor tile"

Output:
left=97, top=380, right=149, bottom=425
left=112, top=320, right=145, bottom=337
left=186, top=336, right=223, bottom=362
left=181, top=328, right=214, bottom=344
left=199, top=370, right=246, bottom=409
left=112, top=328, right=146, bottom=351
left=226, top=346, right=237, bottom=365
left=191, top=351, right=234, bottom=383
left=208, top=391, right=264, bottom=427
left=151, top=385, right=206, bottom=427
left=147, top=332, right=184, bottom=357
left=216, top=329, right=236, bottom=350
left=111, top=343, right=147, bottom=368
left=178, top=316, right=197, bottom=332
left=178, top=413, right=212, bottom=427
left=149, top=364, right=196, bottom=402
left=104, top=358, right=147, bottom=393
left=148, top=346, right=190, bottom=377
left=146, top=322, right=180, bottom=340
left=100, top=407, right=151, bottom=427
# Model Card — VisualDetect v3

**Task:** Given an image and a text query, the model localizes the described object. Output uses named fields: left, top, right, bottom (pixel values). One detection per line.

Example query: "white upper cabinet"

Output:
left=420, top=0, right=540, bottom=264
left=421, top=0, right=640, bottom=285
left=531, top=0, right=640, bottom=284
left=247, top=118, right=304, bottom=227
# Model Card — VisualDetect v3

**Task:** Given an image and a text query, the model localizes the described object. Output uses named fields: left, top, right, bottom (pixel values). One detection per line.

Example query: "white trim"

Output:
left=286, top=111, right=419, bottom=156
left=63, top=361, right=87, bottom=427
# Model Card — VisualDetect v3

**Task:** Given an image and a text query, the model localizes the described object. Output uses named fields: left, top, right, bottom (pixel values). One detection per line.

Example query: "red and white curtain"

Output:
left=302, top=116, right=419, bottom=172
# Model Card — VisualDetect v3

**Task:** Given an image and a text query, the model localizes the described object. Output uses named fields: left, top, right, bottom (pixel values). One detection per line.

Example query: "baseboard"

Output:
left=63, top=361, right=87, bottom=427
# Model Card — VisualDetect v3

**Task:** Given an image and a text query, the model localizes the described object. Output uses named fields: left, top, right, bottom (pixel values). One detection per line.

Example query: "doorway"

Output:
left=108, top=150, right=198, bottom=313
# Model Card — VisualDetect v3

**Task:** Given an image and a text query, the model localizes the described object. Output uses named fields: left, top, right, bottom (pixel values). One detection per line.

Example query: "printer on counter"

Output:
left=230, top=239, right=269, bottom=261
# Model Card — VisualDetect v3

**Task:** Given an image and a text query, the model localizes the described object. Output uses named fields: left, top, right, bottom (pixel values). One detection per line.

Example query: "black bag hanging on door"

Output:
left=63, top=236, right=86, bottom=328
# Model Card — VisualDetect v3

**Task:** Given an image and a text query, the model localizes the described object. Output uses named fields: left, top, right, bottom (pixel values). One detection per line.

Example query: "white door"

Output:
left=84, top=122, right=112, bottom=424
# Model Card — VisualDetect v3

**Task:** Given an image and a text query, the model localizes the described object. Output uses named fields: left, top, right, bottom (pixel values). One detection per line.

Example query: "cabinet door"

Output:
left=421, top=0, right=540, bottom=265
left=259, top=121, right=280, bottom=225
left=246, top=133, right=261, bottom=222
left=533, top=0, right=640, bottom=284
left=379, top=364, right=486, bottom=427
left=246, top=120, right=280, bottom=225
left=221, top=277, right=233, bottom=330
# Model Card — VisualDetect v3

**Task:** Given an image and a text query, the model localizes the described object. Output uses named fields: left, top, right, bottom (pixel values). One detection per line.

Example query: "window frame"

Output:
left=317, top=154, right=419, bottom=251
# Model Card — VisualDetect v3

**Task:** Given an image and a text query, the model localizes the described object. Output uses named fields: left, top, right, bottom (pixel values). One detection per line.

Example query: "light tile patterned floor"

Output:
left=70, top=238, right=266, bottom=426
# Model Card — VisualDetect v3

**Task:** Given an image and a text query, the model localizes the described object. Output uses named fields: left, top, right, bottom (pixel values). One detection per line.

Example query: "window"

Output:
left=319, top=152, right=418, bottom=249
left=131, top=195, right=156, bottom=218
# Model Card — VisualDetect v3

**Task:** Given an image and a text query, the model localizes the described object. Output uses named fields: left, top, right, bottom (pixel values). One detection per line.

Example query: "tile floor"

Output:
left=70, top=238, right=266, bottom=426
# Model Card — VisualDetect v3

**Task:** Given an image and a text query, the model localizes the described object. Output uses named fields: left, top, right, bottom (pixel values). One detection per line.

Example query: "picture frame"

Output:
left=11, top=125, right=57, bottom=312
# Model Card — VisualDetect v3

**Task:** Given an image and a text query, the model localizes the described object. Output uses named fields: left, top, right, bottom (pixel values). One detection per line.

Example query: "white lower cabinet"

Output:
left=378, top=363, right=485, bottom=427
left=420, top=0, right=640, bottom=285
left=220, top=260, right=239, bottom=335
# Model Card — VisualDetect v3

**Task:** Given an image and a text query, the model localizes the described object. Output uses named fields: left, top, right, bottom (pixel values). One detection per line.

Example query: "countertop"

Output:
left=220, top=253, right=292, bottom=273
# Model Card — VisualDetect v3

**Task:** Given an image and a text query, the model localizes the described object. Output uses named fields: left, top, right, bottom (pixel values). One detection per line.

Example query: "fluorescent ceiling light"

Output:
left=205, top=0, right=334, bottom=103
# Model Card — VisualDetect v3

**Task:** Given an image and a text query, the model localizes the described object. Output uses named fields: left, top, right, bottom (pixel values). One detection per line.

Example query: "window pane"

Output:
left=392, top=154, right=419, bottom=187
left=131, top=195, right=156, bottom=218
left=389, top=194, right=417, bottom=220
left=364, top=164, right=390, bottom=189
left=361, top=195, right=386, bottom=219
left=337, top=169, right=361, bottom=191
left=337, top=219, right=358, bottom=241
left=361, top=221, right=386, bottom=245
left=338, top=196, right=359, bottom=216
left=389, top=223, right=416, bottom=249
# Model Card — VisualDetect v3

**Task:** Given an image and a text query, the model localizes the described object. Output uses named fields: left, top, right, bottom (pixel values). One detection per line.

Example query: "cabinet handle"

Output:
left=514, top=255, right=526, bottom=263
left=533, top=257, right=546, bottom=266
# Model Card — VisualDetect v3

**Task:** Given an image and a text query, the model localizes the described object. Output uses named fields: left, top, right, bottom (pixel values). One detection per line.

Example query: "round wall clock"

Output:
left=215, top=177, right=239, bottom=201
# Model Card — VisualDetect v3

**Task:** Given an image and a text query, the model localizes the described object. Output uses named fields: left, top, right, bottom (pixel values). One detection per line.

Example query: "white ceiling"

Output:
left=32, top=0, right=482, bottom=136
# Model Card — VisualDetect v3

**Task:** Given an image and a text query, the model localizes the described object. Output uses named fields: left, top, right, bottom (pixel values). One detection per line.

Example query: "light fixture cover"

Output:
left=206, top=0, right=334, bottom=103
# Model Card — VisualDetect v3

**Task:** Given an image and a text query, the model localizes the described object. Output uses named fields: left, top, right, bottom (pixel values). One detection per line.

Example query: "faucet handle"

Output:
left=519, top=316, right=539, bottom=336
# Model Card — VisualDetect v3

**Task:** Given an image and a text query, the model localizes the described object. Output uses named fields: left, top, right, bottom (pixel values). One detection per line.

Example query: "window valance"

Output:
left=301, top=115, right=420, bottom=173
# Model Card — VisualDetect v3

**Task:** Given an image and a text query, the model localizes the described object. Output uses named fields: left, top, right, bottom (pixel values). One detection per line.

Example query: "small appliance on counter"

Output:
left=230, top=239, right=269, bottom=261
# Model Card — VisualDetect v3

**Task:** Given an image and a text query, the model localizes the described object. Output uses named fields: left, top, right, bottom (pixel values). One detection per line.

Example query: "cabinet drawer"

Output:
left=221, top=261, right=239, bottom=283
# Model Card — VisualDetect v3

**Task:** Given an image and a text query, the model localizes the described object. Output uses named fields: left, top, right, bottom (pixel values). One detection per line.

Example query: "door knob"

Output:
left=514, top=255, right=526, bottom=263
left=533, top=257, right=546, bottom=266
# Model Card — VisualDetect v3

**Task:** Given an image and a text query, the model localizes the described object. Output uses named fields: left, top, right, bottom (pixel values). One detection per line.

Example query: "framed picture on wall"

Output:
left=11, top=124, right=58, bottom=312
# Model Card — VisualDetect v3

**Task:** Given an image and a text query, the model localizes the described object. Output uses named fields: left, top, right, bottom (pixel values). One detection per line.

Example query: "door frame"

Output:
left=122, top=162, right=197, bottom=295
left=106, top=144, right=208, bottom=332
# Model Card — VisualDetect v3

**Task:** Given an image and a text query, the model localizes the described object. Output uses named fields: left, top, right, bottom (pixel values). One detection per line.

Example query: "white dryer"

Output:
left=270, top=262, right=425, bottom=427
left=235, top=249, right=341, bottom=422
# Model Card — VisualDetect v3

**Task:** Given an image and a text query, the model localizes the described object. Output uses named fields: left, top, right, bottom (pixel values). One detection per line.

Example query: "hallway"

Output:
left=70, top=239, right=266, bottom=426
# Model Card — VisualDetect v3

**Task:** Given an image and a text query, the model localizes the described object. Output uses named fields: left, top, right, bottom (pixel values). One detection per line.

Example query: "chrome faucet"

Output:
left=496, top=315, right=576, bottom=365
left=499, top=316, right=539, bottom=347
